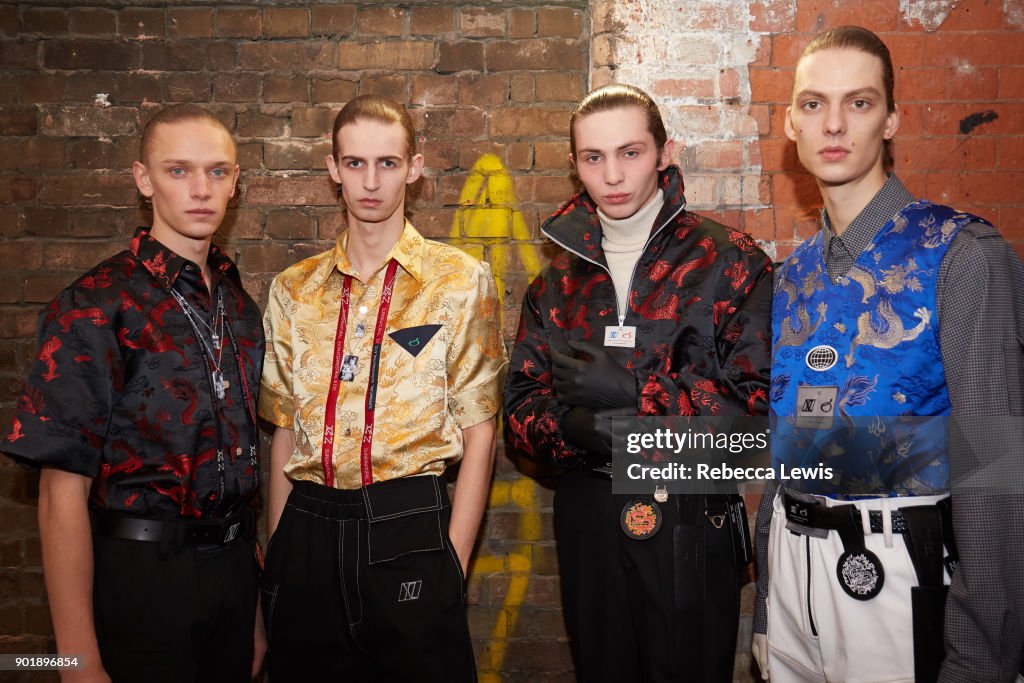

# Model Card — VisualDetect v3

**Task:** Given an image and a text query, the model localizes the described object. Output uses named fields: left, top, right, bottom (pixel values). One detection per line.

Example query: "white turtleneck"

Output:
left=599, top=189, right=665, bottom=319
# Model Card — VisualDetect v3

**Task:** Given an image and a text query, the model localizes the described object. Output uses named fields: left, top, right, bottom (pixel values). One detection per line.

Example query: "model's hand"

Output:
left=252, top=601, right=268, bottom=678
left=552, top=340, right=637, bottom=409
left=752, top=633, right=769, bottom=680
left=561, top=406, right=634, bottom=459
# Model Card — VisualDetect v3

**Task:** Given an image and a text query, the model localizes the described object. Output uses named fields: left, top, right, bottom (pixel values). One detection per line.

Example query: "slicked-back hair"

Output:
left=138, top=104, right=234, bottom=163
left=569, top=84, right=668, bottom=158
left=331, top=94, right=417, bottom=161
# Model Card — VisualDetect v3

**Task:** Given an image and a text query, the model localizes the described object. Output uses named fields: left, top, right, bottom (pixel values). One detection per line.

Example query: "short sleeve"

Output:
left=447, top=261, right=508, bottom=429
left=2, top=288, right=121, bottom=478
left=258, top=274, right=295, bottom=429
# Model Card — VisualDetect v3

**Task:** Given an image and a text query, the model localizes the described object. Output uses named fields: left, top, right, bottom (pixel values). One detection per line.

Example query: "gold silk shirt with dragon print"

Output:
left=259, top=222, right=508, bottom=489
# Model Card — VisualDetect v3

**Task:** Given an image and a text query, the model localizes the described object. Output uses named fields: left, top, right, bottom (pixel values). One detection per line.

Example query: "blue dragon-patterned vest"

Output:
left=770, top=201, right=988, bottom=497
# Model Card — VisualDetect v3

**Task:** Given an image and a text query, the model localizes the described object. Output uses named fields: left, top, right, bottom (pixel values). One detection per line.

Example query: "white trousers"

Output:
left=766, top=491, right=951, bottom=683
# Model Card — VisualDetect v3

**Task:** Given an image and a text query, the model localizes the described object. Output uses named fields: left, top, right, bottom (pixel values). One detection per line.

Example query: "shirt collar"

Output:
left=822, top=174, right=915, bottom=261
left=313, top=220, right=426, bottom=289
left=129, top=227, right=237, bottom=291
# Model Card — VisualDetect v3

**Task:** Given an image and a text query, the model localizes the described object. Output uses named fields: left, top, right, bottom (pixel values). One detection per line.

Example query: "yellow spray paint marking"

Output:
left=451, top=154, right=549, bottom=677
left=449, top=153, right=543, bottom=305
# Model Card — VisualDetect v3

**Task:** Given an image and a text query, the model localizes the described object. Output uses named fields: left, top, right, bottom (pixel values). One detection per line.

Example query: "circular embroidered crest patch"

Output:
left=805, top=345, right=839, bottom=371
left=836, top=549, right=885, bottom=600
left=620, top=500, right=661, bottom=540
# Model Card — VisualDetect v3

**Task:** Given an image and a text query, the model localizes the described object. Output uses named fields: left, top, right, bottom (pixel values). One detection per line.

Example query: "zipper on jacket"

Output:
left=805, top=536, right=818, bottom=637
left=542, top=201, right=686, bottom=327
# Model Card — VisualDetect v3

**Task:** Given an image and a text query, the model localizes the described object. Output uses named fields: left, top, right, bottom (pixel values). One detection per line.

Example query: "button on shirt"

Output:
left=2, top=228, right=265, bottom=518
left=259, top=221, right=508, bottom=489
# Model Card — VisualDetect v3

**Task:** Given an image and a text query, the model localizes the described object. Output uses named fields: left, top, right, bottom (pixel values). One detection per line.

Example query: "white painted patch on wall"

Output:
left=1005, top=0, right=1024, bottom=27
left=93, top=93, right=111, bottom=107
left=899, top=0, right=961, bottom=31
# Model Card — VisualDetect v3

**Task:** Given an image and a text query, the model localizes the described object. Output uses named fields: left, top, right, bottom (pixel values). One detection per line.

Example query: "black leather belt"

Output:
left=784, top=492, right=911, bottom=533
left=92, top=509, right=249, bottom=546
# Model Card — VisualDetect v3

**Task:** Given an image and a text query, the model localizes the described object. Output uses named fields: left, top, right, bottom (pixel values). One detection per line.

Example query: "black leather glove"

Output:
left=551, top=340, right=638, bottom=409
left=560, top=406, right=634, bottom=462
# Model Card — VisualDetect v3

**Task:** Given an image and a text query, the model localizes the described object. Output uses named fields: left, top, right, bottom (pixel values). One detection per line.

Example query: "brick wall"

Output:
left=1, top=1, right=1022, bottom=682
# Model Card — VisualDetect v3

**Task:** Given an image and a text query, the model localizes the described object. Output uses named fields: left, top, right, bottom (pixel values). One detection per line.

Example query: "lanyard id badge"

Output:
left=604, top=325, right=637, bottom=348
left=794, top=385, right=838, bottom=430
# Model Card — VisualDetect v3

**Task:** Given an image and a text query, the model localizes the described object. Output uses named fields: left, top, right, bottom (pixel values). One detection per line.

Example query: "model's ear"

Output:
left=883, top=108, right=899, bottom=141
left=657, top=140, right=676, bottom=171
left=326, top=155, right=343, bottom=185
left=784, top=105, right=797, bottom=142
left=133, top=160, right=154, bottom=198
left=229, top=164, right=240, bottom=198
left=406, top=153, right=424, bottom=185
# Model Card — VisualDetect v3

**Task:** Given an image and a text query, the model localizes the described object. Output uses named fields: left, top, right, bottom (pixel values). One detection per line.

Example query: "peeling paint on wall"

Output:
left=899, top=0, right=961, bottom=30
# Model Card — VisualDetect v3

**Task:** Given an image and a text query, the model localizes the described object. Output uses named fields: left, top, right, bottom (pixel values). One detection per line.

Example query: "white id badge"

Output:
left=604, top=325, right=637, bottom=348
left=794, top=385, right=838, bottom=430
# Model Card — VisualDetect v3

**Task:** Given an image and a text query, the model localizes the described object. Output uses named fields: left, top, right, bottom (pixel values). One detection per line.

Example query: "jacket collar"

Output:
left=309, top=220, right=426, bottom=291
left=130, top=227, right=236, bottom=292
left=540, top=165, right=688, bottom=263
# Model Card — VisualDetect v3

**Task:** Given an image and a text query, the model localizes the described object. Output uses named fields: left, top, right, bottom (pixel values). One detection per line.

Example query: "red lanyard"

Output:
left=321, top=259, right=400, bottom=488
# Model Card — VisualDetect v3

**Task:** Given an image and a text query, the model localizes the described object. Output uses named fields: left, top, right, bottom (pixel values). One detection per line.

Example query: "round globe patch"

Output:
left=620, top=500, right=661, bottom=540
left=836, top=549, right=884, bottom=600
left=805, top=345, right=839, bottom=371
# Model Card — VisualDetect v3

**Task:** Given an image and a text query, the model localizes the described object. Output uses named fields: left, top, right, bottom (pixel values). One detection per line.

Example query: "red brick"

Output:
left=263, top=75, right=308, bottom=104
left=749, top=0, right=796, bottom=32
left=69, top=8, right=117, bottom=35
left=19, top=74, right=63, bottom=104
left=265, top=141, right=314, bottom=170
left=750, top=67, right=794, bottom=104
left=0, top=40, right=39, bottom=70
left=220, top=208, right=264, bottom=240
left=999, top=66, right=1024, bottom=100
left=115, top=72, right=163, bottom=104
left=118, top=8, right=164, bottom=39
left=0, top=80, right=12, bottom=107
left=410, top=108, right=454, bottom=139
left=771, top=171, right=820, bottom=209
left=508, top=9, right=535, bottom=38
left=216, top=8, right=261, bottom=38
left=214, top=73, right=261, bottom=103
left=359, top=6, right=404, bottom=36
left=239, top=42, right=334, bottom=71
left=165, top=73, right=211, bottom=102
left=537, top=7, right=583, bottom=38
left=696, top=141, right=745, bottom=170
left=263, top=8, right=308, bottom=38
left=997, top=137, right=1024, bottom=169
left=359, top=74, right=407, bottom=102
left=510, top=74, right=534, bottom=103
left=419, top=139, right=458, bottom=172
left=0, top=106, right=37, bottom=136
left=291, top=107, right=338, bottom=137
left=142, top=41, right=236, bottom=71
left=795, top=0, right=898, bottom=32
left=411, top=75, right=457, bottom=106
left=45, top=39, right=137, bottom=71
left=63, top=72, right=117, bottom=103
left=68, top=139, right=137, bottom=170
left=934, top=0, right=1004, bottom=30
left=721, top=69, right=741, bottom=99
left=339, top=40, right=434, bottom=70
left=168, top=8, right=214, bottom=38
left=437, top=42, right=483, bottom=74
left=41, top=106, right=138, bottom=137
left=925, top=32, right=1024, bottom=68
left=311, top=5, right=356, bottom=36
left=946, top=67, right=998, bottom=101
left=507, top=141, right=531, bottom=171
left=535, top=73, right=583, bottom=103
left=457, top=73, right=507, bottom=106
left=40, top=174, right=135, bottom=206
left=485, top=39, right=585, bottom=71
left=235, top=243, right=295, bottom=273
left=535, top=141, right=570, bottom=171
left=267, top=210, right=316, bottom=239
left=0, top=6, right=16, bottom=36
left=652, top=77, right=716, bottom=100
left=410, top=6, right=454, bottom=35
left=236, top=110, right=286, bottom=138
left=312, top=78, right=357, bottom=104
left=454, top=109, right=486, bottom=138
left=21, top=8, right=67, bottom=35
left=244, top=176, right=336, bottom=206
left=461, top=8, right=505, bottom=37
left=236, top=142, right=261, bottom=170
left=895, top=136, right=997, bottom=171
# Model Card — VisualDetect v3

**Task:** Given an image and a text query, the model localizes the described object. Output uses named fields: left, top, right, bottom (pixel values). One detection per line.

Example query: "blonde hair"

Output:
left=331, top=94, right=417, bottom=160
